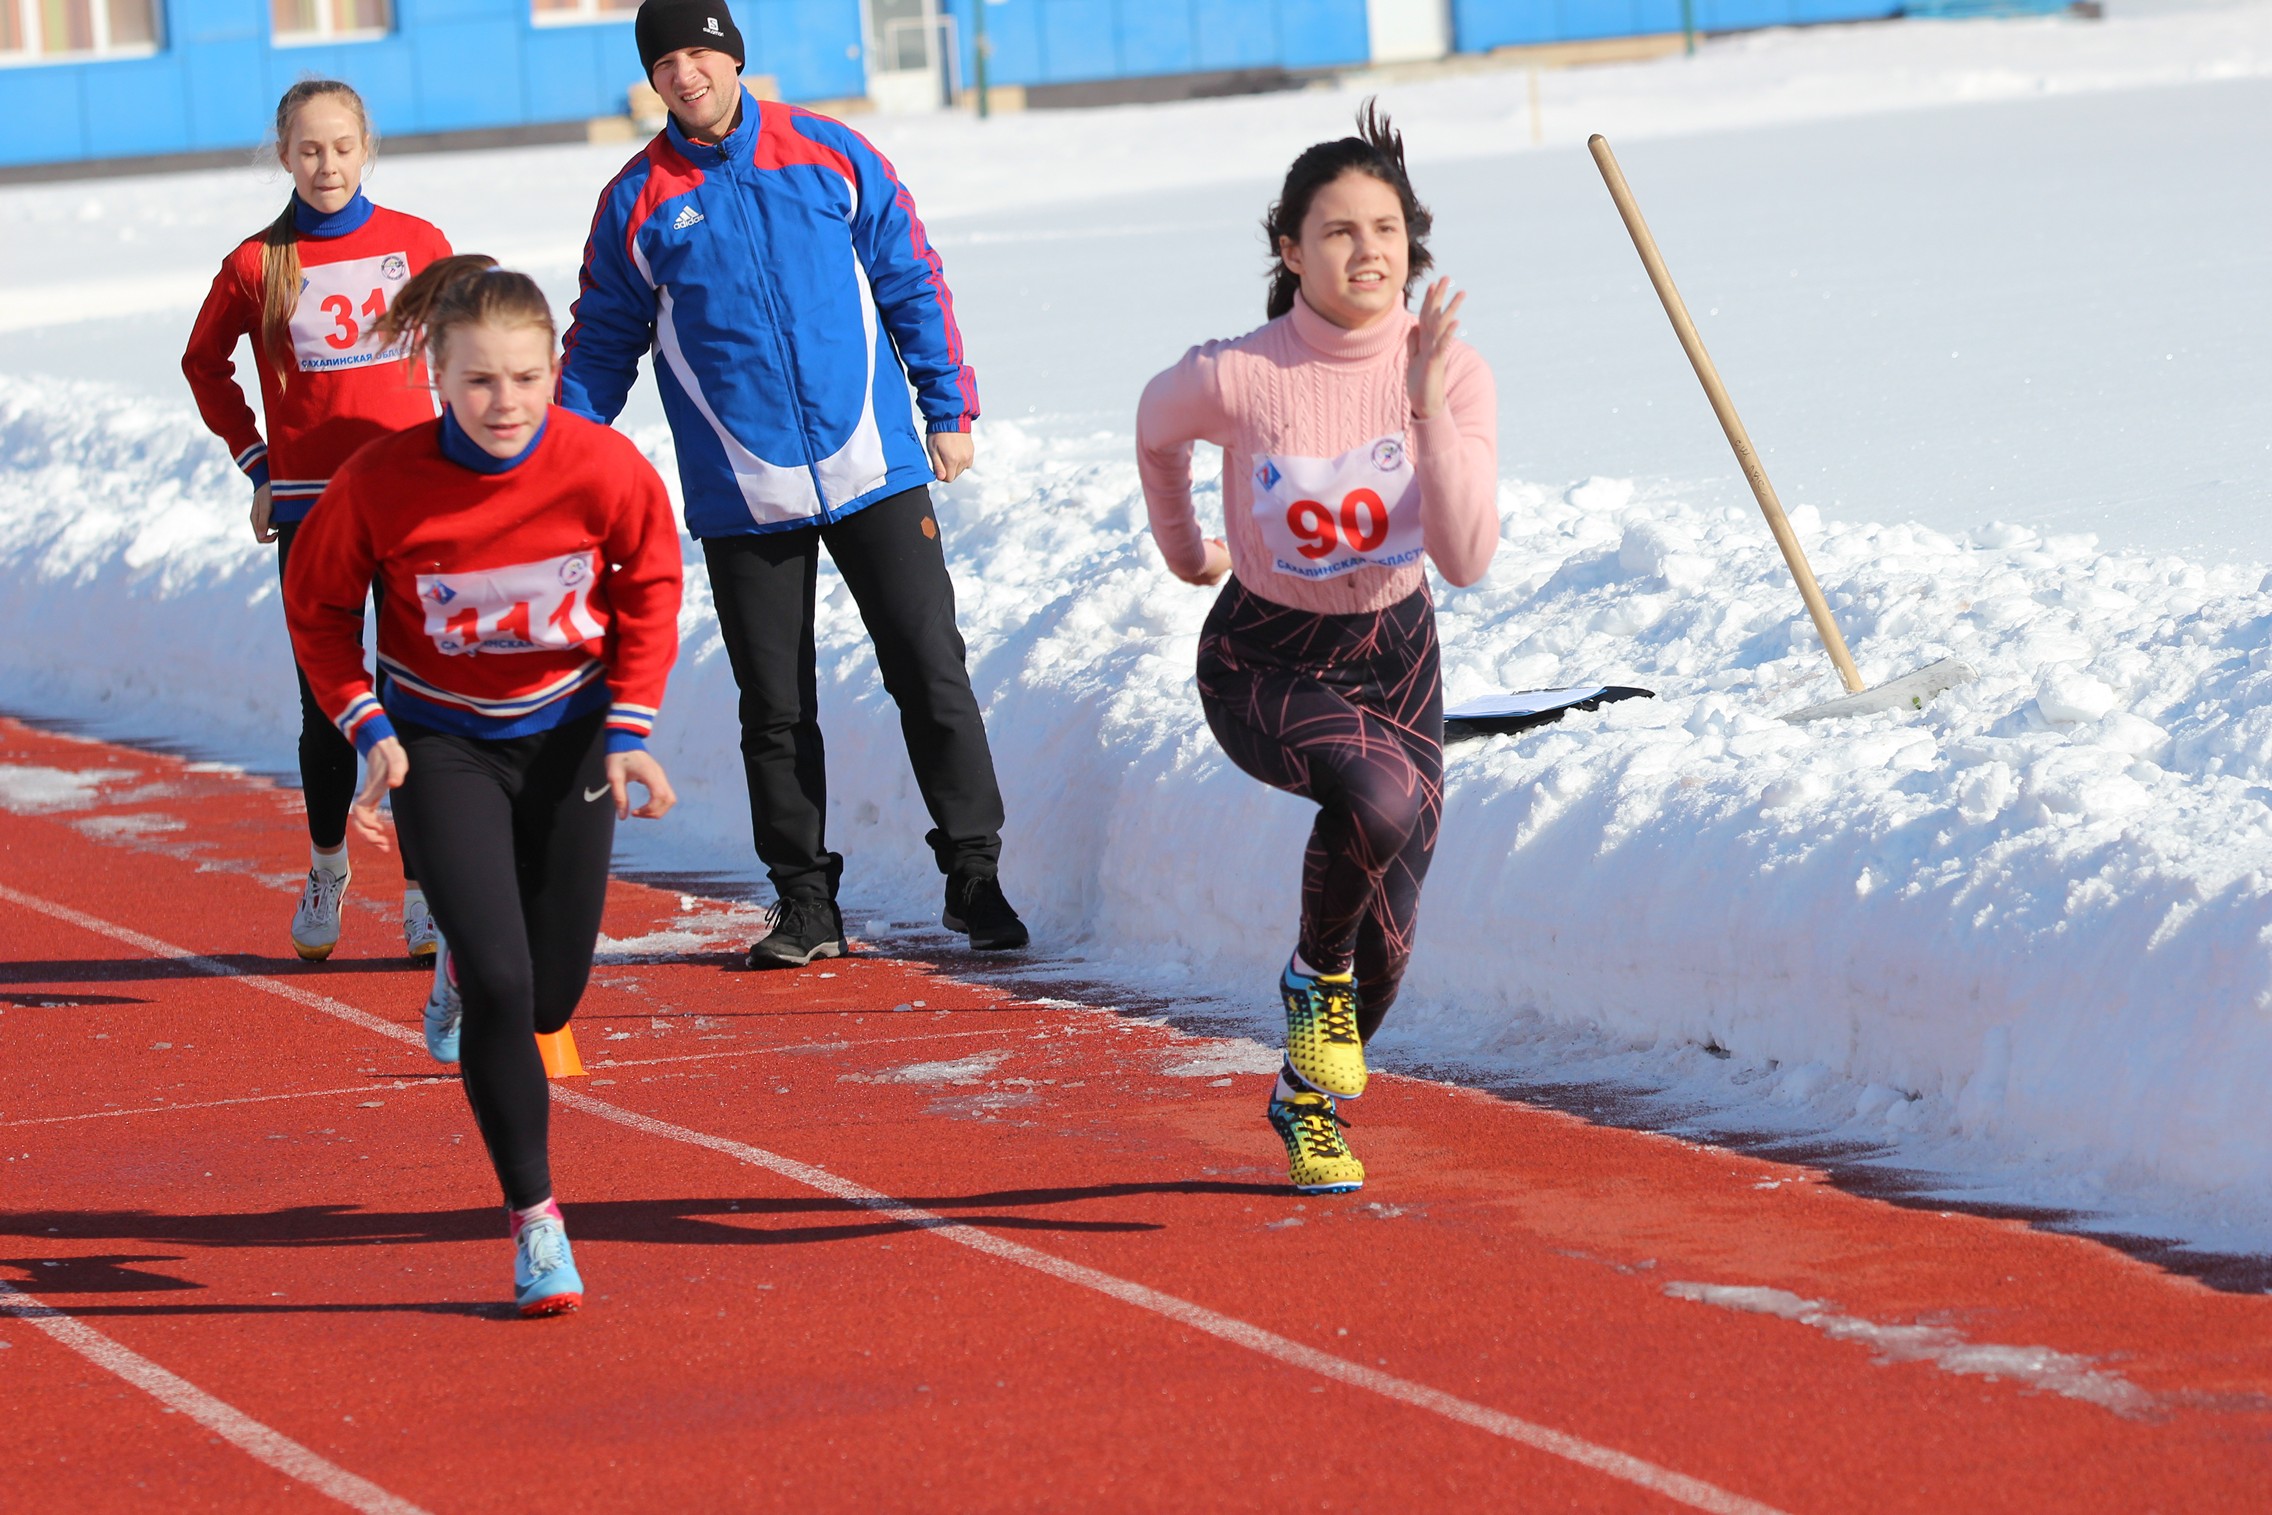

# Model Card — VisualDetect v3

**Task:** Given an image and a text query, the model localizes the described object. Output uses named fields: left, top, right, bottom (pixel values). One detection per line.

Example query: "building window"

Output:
left=530, top=0, right=639, bottom=25
left=271, top=0, right=391, bottom=45
left=0, top=0, right=162, bottom=60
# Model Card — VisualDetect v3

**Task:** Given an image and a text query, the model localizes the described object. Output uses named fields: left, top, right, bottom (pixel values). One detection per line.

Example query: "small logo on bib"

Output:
left=1370, top=438, right=1404, bottom=472
left=381, top=254, right=407, bottom=281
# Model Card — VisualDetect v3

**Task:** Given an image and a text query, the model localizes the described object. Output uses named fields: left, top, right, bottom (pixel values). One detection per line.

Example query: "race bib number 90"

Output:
left=289, top=251, right=413, bottom=373
left=1251, top=435, right=1423, bottom=581
left=418, top=552, right=606, bottom=658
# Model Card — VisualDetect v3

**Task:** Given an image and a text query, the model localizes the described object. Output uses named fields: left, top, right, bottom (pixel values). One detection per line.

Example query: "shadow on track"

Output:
left=1, top=1181, right=1287, bottom=1288
left=0, top=955, right=426, bottom=986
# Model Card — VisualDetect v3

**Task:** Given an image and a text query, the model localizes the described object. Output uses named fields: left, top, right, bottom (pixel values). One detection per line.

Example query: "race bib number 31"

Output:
left=419, top=552, right=606, bottom=658
left=1252, top=435, right=1424, bottom=581
left=289, top=251, right=413, bottom=373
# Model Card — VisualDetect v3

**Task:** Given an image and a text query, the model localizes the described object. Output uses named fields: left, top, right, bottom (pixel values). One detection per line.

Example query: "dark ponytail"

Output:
left=372, top=254, right=556, bottom=365
left=1262, top=99, right=1434, bottom=320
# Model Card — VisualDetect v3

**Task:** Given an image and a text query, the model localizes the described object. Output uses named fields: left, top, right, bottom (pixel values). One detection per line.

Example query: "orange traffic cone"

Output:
left=536, top=1027, right=586, bottom=1079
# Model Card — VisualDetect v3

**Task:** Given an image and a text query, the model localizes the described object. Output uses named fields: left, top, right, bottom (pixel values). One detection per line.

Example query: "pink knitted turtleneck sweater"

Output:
left=1136, top=292, right=1499, bottom=616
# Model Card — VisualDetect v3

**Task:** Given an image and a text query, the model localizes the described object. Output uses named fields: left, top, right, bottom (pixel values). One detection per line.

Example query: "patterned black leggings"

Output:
left=1196, top=580, right=1443, bottom=1039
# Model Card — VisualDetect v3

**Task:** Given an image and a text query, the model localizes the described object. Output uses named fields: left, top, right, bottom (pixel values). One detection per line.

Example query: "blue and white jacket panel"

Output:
left=559, top=95, right=978, bottom=540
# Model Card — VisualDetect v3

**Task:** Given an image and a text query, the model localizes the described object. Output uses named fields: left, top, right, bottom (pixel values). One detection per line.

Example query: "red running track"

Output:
left=3, top=712, right=2270, bottom=1513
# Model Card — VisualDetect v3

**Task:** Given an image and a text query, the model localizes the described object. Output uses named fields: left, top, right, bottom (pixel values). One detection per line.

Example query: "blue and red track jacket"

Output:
left=558, top=92, right=978, bottom=539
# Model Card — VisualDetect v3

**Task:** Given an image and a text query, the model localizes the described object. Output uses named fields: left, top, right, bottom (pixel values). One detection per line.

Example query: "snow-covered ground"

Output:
left=5, top=9, right=2272, bottom=1266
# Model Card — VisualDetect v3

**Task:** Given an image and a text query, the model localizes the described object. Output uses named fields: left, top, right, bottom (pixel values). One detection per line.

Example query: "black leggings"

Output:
left=700, top=485, right=1007, bottom=901
left=388, top=711, right=614, bottom=1210
left=275, top=521, right=415, bottom=881
left=1196, top=581, right=1444, bottom=1038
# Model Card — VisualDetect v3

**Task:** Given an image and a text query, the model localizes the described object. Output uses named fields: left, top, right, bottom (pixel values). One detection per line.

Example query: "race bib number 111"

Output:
left=418, top=551, right=606, bottom=658
left=1251, top=434, right=1424, bottom=581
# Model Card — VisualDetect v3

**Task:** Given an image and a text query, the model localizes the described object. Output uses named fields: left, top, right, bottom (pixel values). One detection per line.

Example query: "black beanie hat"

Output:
left=636, top=0, right=745, bottom=78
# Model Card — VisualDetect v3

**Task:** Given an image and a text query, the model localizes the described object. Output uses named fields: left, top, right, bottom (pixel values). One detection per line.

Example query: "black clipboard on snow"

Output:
left=1443, top=686, right=1654, bottom=742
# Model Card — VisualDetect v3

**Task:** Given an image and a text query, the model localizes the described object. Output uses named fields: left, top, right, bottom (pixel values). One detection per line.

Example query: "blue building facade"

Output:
left=0, top=0, right=1904, bottom=171
left=1447, top=0, right=1895, bottom=49
left=942, top=0, right=1375, bottom=87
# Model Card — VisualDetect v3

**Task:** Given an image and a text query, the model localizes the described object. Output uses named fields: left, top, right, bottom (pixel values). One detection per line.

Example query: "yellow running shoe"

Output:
left=1267, top=1090, right=1364, bottom=1195
left=1281, top=960, right=1366, bottom=1098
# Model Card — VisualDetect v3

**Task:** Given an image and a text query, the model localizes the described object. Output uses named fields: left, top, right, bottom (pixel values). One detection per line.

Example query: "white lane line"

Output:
left=1, top=880, right=1789, bottom=1515
left=4, top=1079, right=455, bottom=1128
left=593, top=1025, right=1023, bottom=1071
left=0, top=1280, right=430, bottom=1515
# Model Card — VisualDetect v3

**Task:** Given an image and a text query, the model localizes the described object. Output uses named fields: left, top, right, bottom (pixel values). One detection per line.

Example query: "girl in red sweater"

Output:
left=285, top=256, right=683, bottom=1316
left=181, top=79, right=453, bottom=965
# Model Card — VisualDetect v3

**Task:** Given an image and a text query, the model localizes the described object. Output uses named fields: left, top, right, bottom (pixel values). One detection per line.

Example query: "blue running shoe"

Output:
left=512, top=1203, right=583, bottom=1318
left=423, top=940, right=461, bottom=1065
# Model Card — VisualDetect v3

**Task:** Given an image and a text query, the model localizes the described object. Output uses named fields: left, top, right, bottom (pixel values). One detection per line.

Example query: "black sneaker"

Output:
left=746, top=896, right=845, bottom=969
left=942, top=872, right=1028, bottom=952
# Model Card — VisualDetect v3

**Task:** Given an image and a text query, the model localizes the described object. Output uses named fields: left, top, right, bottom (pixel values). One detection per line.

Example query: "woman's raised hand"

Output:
left=349, top=736, right=408, bottom=852
left=1405, top=277, right=1466, bottom=421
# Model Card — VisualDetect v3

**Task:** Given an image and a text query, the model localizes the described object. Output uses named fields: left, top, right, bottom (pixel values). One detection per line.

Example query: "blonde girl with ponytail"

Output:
left=286, top=255, right=683, bottom=1316
left=181, top=79, right=454, bottom=967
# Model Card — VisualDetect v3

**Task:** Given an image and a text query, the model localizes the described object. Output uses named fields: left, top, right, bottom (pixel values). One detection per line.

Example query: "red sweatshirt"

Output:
left=181, top=196, right=451, bottom=522
left=283, top=408, right=683, bottom=757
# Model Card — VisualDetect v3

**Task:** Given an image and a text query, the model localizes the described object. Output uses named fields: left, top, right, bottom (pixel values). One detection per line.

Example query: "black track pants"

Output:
left=700, top=485, right=1007, bottom=901
left=276, top=521, right=416, bottom=881
left=388, top=711, right=614, bottom=1210
left=1196, top=581, right=1444, bottom=1038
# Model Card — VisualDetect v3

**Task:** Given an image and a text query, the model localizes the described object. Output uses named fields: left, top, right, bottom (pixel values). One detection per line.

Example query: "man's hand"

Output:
left=349, top=737, right=408, bottom=852
left=607, top=749, right=676, bottom=820
left=1174, top=538, right=1233, bottom=587
left=927, top=430, right=974, bottom=484
left=251, top=483, right=279, bottom=544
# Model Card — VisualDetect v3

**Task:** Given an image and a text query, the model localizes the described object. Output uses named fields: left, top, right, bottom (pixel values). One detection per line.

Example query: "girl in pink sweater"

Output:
left=1137, top=105, right=1498, bottom=1195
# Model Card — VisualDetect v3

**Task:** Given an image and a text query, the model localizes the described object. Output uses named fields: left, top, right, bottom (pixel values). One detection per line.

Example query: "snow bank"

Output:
left=7, top=372, right=2272, bottom=1240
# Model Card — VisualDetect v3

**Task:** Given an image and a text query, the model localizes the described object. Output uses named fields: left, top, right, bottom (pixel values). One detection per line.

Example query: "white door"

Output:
left=866, top=0, right=954, bottom=113
left=1365, top=0, right=1450, bottom=63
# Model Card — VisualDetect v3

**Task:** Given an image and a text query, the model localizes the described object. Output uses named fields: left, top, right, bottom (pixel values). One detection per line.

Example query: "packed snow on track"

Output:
left=5, top=7, right=2272, bottom=1259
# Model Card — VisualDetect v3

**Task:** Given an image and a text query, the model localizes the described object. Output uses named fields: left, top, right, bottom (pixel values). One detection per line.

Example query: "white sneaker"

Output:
left=423, top=940, right=461, bottom=1065
left=402, top=889, right=440, bottom=961
left=290, top=865, right=350, bottom=962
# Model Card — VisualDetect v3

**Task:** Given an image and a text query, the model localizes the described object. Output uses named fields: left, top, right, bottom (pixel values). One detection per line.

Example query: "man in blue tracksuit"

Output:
left=560, top=0, right=1026, bottom=964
